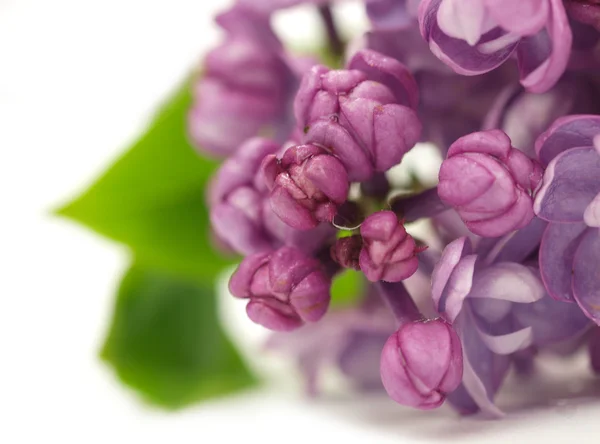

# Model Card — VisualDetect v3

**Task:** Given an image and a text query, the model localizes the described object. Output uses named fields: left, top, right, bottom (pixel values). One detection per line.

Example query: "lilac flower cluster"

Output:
left=189, top=0, right=600, bottom=416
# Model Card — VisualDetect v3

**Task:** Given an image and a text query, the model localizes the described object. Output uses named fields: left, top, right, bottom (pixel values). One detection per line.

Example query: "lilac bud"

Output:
left=438, top=130, right=543, bottom=237
left=565, top=0, right=600, bottom=30
left=261, top=144, right=350, bottom=230
left=294, top=50, right=421, bottom=181
left=359, top=211, right=420, bottom=282
left=330, top=235, right=363, bottom=270
left=229, top=246, right=331, bottom=331
left=380, top=318, right=463, bottom=409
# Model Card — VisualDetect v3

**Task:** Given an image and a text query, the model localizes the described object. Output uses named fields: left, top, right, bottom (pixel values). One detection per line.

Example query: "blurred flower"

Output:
left=188, top=5, right=300, bottom=156
left=330, top=235, right=363, bottom=270
left=438, top=129, right=543, bottom=237
left=229, top=246, right=332, bottom=331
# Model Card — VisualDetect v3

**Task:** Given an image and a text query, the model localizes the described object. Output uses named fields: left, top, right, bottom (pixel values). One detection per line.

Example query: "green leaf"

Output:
left=102, top=263, right=257, bottom=408
left=330, top=269, right=364, bottom=308
left=56, top=81, right=236, bottom=280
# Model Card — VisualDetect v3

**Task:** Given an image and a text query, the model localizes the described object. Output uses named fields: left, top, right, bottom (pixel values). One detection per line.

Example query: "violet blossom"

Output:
left=418, top=0, right=572, bottom=93
left=534, top=115, right=600, bottom=324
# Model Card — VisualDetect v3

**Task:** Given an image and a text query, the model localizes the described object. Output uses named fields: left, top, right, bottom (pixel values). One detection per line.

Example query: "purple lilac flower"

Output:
left=418, top=0, right=572, bottom=93
left=437, top=129, right=543, bottom=237
left=377, top=281, right=463, bottom=409
left=565, top=0, right=600, bottom=30
left=431, top=237, right=545, bottom=416
left=359, top=211, right=421, bottom=282
left=533, top=116, right=600, bottom=324
left=295, top=49, right=422, bottom=181
left=229, top=246, right=332, bottom=331
left=261, top=144, right=350, bottom=230
left=188, top=5, right=299, bottom=157
left=210, top=137, right=334, bottom=255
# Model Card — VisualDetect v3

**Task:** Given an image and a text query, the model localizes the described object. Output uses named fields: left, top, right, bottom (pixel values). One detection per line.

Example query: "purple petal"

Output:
left=469, top=262, right=545, bottom=303
left=513, top=294, right=591, bottom=346
left=482, top=217, right=547, bottom=264
left=516, top=0, right=571, bottom=93
left=572, top=228, right=600, bottom=325
left=584, top=194, right=600, bottom=228
left=420, top=0, right=518, bottom=76
left=534, top=147, right=600, bottom=222
left=539, top=222, right=588, bottom=302
left=475, top=326, right=533, bottom=355
left=534, top=114, right=600, bottom=165
left=347, top=49, right=420, bottom=110
left=431, top=237, right=472, bottom=312
left=440, top=255, right=478, bottom=322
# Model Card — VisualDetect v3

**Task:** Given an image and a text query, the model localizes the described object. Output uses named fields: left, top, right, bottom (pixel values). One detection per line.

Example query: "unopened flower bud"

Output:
left=229, top=246, right=331, bottom=331
left=359, top=211, right=420, bottom=282
left=380, top=318, right=463, bottom=409
left=438, top=130, right=543, bottom=237
left=330, top=235, right=363, bottom=270
left=262, top=144, right=350, bottom=230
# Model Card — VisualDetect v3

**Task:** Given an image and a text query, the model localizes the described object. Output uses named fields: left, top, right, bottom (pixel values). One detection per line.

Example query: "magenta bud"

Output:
left=359, top=211, right=420, bottom=282
left=438, top=130, right=543, bottom=238
left=262, top=144, right=350, bottom=230
left=380, top=318, right=463, bottom=409
left=229, top=246, right=331, bottom=331
left=330, top=235, right=363, bottom=270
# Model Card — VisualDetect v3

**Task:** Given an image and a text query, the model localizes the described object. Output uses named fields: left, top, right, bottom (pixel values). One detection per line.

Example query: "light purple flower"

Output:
left=295, top=49, right=421, bottom=181
left=533, top=117, right=600, bottom=324
left=188, top=5, right=298, bottom=157
left=359, top=211, right=421, bottom=282
left=438, top=129, right=543, bottom=237
left=432, top=237, right=545, bottom=416
left=261, top=144, right=350, bottom=230
left=229, top=246, right=331, bottom=331
left=419, top=0, right=572, bottom=93
left=380, top=317, right=463, bottom=409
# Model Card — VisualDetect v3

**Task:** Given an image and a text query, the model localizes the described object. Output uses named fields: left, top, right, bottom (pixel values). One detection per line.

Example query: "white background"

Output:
left=1, top=0, right=600, bottom=443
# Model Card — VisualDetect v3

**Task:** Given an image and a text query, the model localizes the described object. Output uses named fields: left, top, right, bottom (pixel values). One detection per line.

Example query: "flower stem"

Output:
left=376, top=281, right=422, bottom=326
left=318, top=4, right=343, bottom=58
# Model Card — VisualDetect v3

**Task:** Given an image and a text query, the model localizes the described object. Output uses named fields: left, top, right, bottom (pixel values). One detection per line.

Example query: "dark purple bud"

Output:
left=262, top=144, right=350, bottom=230
left=438, top=130, right=543, bottom=237
left=359, top=211, right=421, bottom=282
left=330, top=235, right=363, bottom=270
left=380, top=318, right=463, bottom=409
left=229, top=247, right=332, bottom=331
